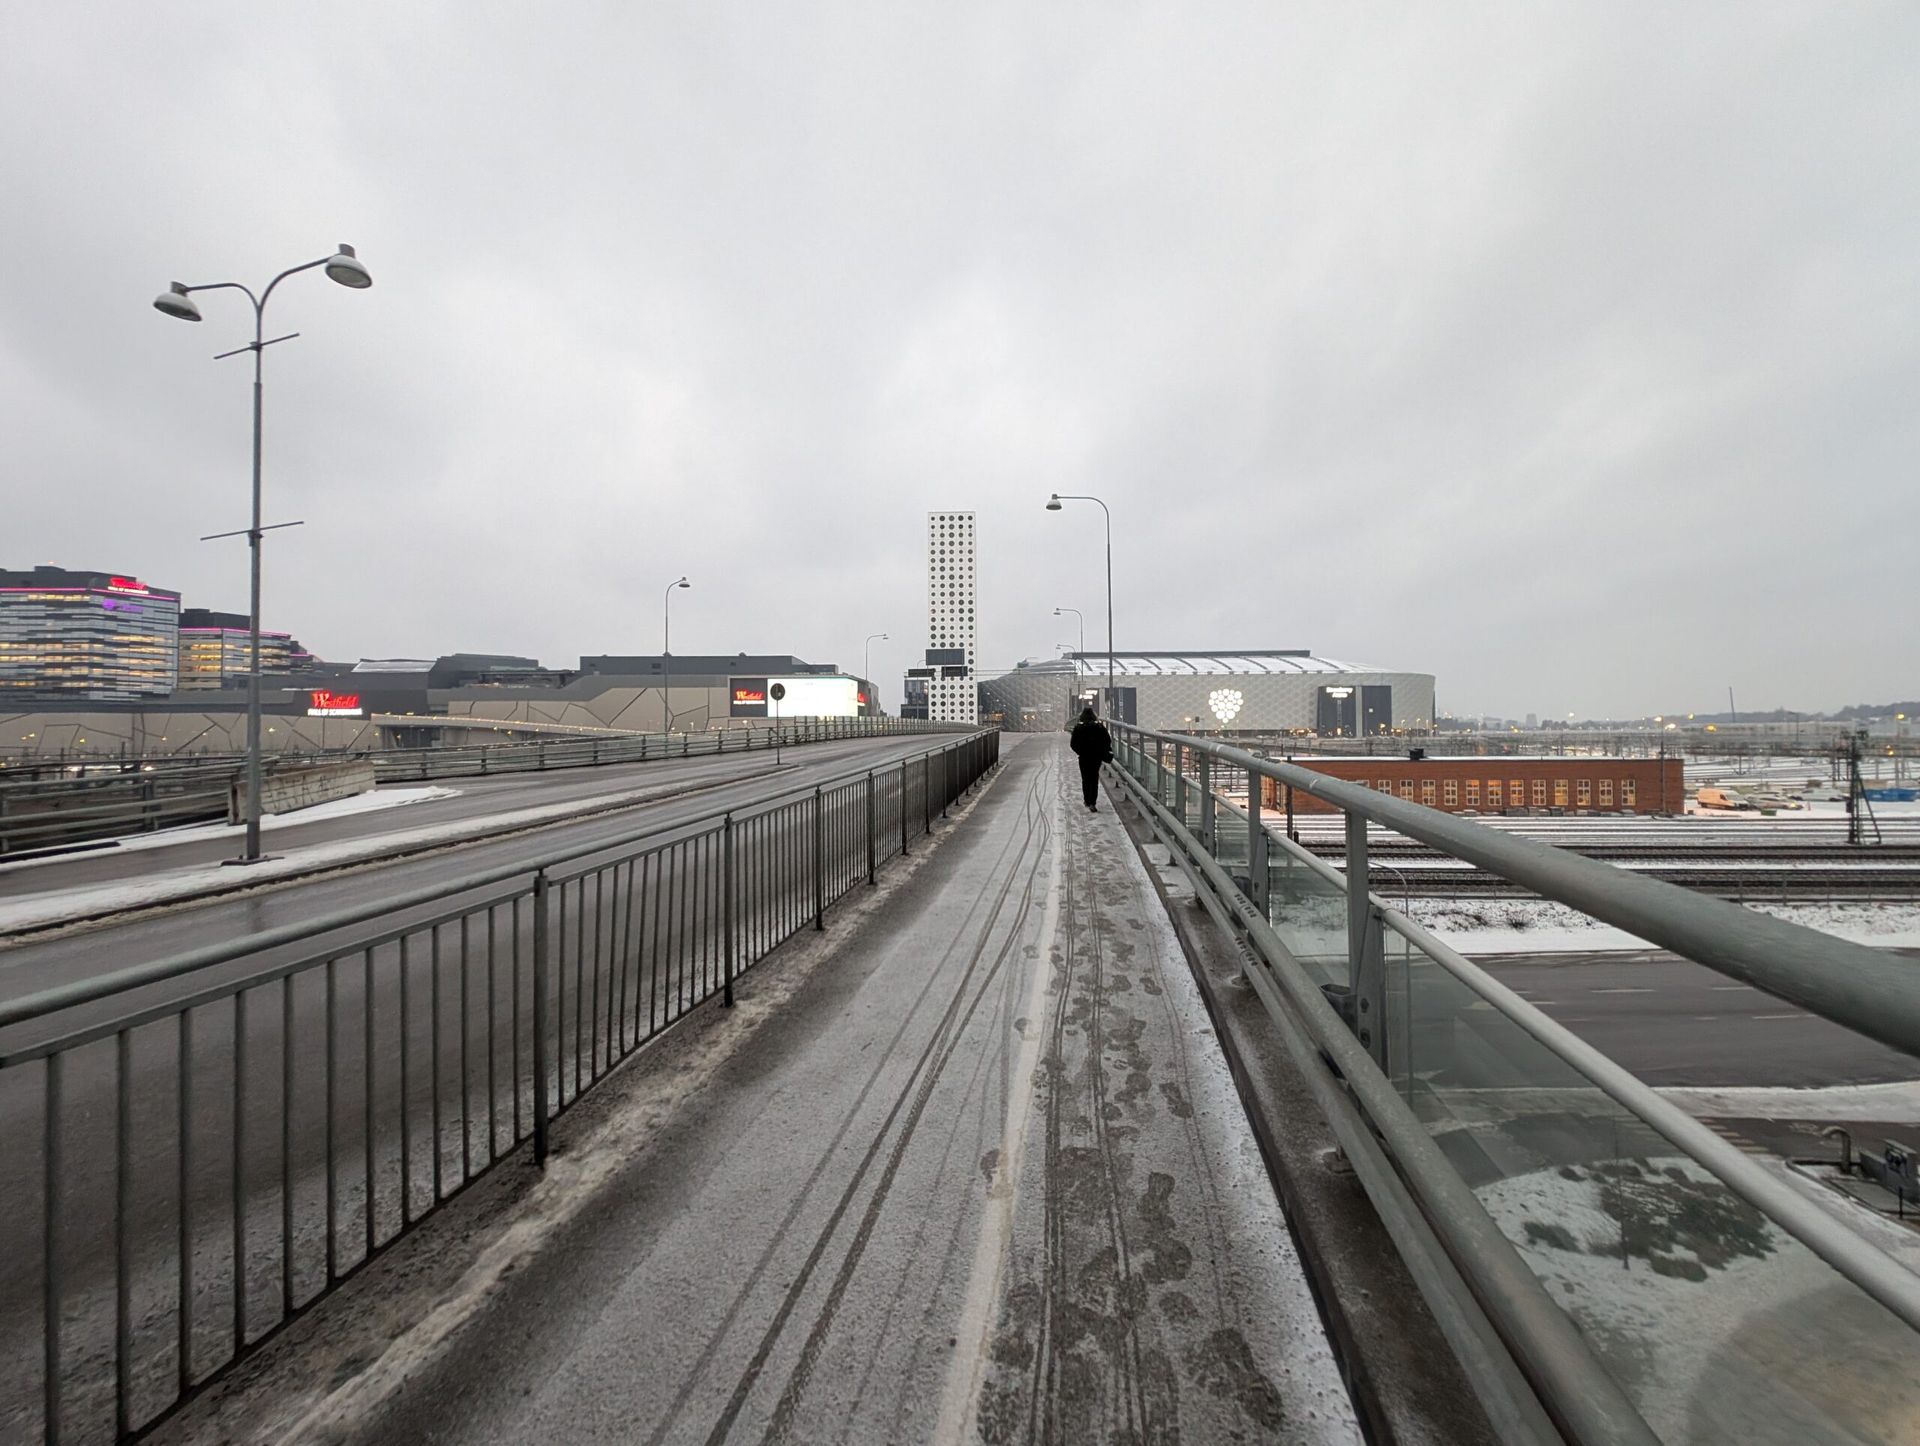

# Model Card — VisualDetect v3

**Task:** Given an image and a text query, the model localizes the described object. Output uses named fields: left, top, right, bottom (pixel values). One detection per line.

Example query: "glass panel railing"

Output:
left=1384, top=929, right=1920, bottom=1443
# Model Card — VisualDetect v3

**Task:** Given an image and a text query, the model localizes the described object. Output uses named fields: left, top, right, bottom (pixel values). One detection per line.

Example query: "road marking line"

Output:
left=934, top=764, right=1064, bottom=1446
left=1591, top=987, right=1655, bottom=994
left=1750, top=1013, right=1807, bottom=1021
left=1710, top=985, right=1755, bottom=992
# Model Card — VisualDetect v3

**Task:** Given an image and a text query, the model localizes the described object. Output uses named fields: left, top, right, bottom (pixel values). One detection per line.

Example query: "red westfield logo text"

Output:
left=308, top=690, right=362, bottom=712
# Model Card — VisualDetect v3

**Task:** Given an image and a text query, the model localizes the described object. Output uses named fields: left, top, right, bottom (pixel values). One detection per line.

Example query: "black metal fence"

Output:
left=0, top=729, right=999, bottom=1443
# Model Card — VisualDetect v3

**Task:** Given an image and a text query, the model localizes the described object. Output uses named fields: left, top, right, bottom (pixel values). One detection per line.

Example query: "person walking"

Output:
left=1069, top=705, right=1114, bottom=812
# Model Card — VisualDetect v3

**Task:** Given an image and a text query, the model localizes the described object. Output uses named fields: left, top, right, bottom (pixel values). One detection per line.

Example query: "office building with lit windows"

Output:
left=176, top=609, right=316, bottom=690
left=910, top=510, right=978, bottom=724
left=0, top=566, right=181, bottom=700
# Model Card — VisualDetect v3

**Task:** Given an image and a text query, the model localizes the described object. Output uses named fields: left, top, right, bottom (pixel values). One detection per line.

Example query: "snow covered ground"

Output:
left=1404, top=897, right=1920, bottom=953
left=1477, top=1156, right=1920, bottom=1440
left=0, top=785, right=461, bottom=877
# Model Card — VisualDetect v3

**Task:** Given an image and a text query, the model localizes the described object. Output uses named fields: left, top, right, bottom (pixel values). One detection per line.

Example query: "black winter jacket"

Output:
left=1069, top=719, right=1113, bottom=768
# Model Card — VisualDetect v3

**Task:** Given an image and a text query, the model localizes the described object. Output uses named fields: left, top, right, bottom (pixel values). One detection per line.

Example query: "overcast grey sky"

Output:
left=3, top=3, right=1914, bottom=717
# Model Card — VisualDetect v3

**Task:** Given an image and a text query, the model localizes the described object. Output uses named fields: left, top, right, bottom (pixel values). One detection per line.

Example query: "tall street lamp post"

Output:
left=662, top=576, right=690, bottom=732
left=154, top=244, right=372, bottom=864
left=1045, top=495, right=1114, bottom=714
left=863, top=633, right=888, bottom=712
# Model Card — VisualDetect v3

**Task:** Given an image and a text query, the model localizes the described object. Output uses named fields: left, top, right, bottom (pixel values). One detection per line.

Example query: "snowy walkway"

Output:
left=191, top=735, right=1356, bottom=1445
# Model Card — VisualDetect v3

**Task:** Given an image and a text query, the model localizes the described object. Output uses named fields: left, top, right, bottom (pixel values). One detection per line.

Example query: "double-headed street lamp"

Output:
left=154, top=244, right=372, bottom=864
left=663, top=576, right=691, bottom=732
left=1053, top=606, right=1085, bottom=656
left=1044, top=495, right=1114, bottom=711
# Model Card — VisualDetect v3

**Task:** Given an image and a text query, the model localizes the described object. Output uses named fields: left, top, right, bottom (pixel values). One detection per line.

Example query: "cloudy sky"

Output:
left=3, top=3, right=1914, bottom=717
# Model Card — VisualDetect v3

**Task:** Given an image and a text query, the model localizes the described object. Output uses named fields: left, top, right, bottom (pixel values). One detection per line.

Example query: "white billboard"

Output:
left=767, top=675, right=861, bottom=718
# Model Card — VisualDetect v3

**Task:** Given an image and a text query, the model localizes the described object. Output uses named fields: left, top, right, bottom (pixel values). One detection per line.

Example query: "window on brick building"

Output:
left=1486, top=780, right=1501, bottom=807
left=1398, top=781, right=1414, bottom=800
left=1531, top=779, right=1548, bottom=807
left=1511, top=780, right=1525, bottom=806
left=1622, top=778, right=1637, bottom=807
left=1421, top=780, right=1437, bottom=805
left=1465, top=779, right=1480, bottom=806
left=1599, top=779, right=1615, bottom=806
left=1444, top=779, right=1459, bottom=806
left=1576, top=779, right=1591, bottom=807
left=1553, top=779, right=1569, bottom=807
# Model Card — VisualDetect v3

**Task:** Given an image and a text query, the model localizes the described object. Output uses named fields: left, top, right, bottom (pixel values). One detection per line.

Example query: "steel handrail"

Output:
left=1105, top=755, right=1658, bottom=1445
left=0, top=730, right=992, bottom=1032
left=1121, top=725, right=1920, bottom=1059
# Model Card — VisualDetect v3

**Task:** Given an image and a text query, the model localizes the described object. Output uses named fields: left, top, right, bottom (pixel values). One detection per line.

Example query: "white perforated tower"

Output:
left=925, top=510, right=978, bottom=723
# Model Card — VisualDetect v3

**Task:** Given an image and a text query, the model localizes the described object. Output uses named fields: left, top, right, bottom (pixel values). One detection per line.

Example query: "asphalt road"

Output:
left=0, top=733, right=958, bottom=1010
left=1476, top=949, right=1920, bottom=1089
left=312, top=735, right=1353, bottom=1445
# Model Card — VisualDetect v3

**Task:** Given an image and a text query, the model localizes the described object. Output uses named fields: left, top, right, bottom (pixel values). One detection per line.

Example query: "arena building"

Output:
left=989, top=651, right=1436, bottom=735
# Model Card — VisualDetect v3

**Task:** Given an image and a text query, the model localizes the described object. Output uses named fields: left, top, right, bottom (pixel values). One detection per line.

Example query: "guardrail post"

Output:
left=1247, top=780, right=1269, bottom=918
left=866, top=771, right=877, bottom=884
left=941, top=748, right=950, bottom=817
left=924, top=756, right=933, bottom=835
left=723, top=815, right=735, bottom=1006
left=814, top=786, right=826, bottom=929
left=1197, top=751, right=1214, bottom=853
left=141, top=776, right=158, bottom=832
left=1345, top=811, right=1389, bottom=1071
left=901, top=760, right=911, bottom=855
left=532, top=871, right=551, bottom=1166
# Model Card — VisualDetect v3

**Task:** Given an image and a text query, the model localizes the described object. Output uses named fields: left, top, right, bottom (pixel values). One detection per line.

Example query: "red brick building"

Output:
left=1258, top=756, right=1684, bottom=816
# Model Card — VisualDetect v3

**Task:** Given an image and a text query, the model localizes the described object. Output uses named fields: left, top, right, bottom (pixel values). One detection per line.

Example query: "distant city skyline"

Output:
left=5, top=6, right=1915, bottom=717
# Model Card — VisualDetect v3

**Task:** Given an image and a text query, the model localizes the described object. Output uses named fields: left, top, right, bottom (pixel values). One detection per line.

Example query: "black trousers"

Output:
left=1079, top=762, right=1101, bottom=807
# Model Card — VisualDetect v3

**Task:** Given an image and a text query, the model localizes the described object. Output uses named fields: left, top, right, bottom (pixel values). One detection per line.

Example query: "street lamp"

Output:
left=1053, top=606, right=1084, bottom=656
left=1045, top=495, right=1113, bottom=715
left=662, top=576, right=690, bottom=732
left=154, top=244, right=372, bottom=864
left=864, top=632, right=888, bottom=688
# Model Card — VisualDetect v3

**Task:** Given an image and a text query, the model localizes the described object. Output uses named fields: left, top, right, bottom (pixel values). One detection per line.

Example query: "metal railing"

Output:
left=0, top=729, right=999, bottom=1443
left=1111, top=724, right=1920, bottom=1446
left=0, top=717, right=965, bottom=857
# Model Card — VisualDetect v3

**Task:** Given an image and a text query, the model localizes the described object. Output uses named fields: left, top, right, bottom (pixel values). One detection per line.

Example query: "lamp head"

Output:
left=153, top=283, right=202, bottom=322
left=324, top=243, right=373, bottom=289
left=673, top=576, right=690, bottom=589
left=1044, top=494, right=1063, bottom=511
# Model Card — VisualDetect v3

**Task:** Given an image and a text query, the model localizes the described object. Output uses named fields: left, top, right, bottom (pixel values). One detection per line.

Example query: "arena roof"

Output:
left=1066, top=651, right=1395, bottom=678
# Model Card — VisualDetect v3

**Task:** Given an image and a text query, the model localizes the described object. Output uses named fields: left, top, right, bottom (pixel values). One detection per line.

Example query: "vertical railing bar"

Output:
left=572, top=875, right=586, bottom=1096
left=675, top=839, right=691, bottom=1018
left=486, top=905, right=498, bottom=1162
left=325, top=960, right=339, bottom=1284
left=647, top=849, right=664, bottom=1037
left=232, top=989, right=248, bottom=1355
left=531, top=872, right=550, bottom=1167
left=555, top=880, right=568, bottom=1107
left=44, top=1051, right=64, bottom=1446
left=116, top=1028, right=132, bottom=1440
left=399, top=935, right=413, bottom=1226
left=587, top=872, right=602, bottom=1081
left=363, top=947, right=376, bottom=1259
left=459, top=913, right=472, bottom=1182
left=724, top=815, right=736, bottom=1007
left=177, top=1008, right=193, bottom=1396
left=430, top=925, right=444, bottom=1203
left=282, top=975, right=296, bottom=1314
left=615, top=859, right=633, bottom=1056
left=511, top=897, right=523, bottom=1145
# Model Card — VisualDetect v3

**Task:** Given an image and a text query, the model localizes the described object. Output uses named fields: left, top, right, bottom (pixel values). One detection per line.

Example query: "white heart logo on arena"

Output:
left=1208, top=688, right=1244, bottom=724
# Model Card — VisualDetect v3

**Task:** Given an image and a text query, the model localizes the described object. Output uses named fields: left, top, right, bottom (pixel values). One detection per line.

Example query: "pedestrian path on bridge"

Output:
left=173, top=735, right=1357, bottom=1445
